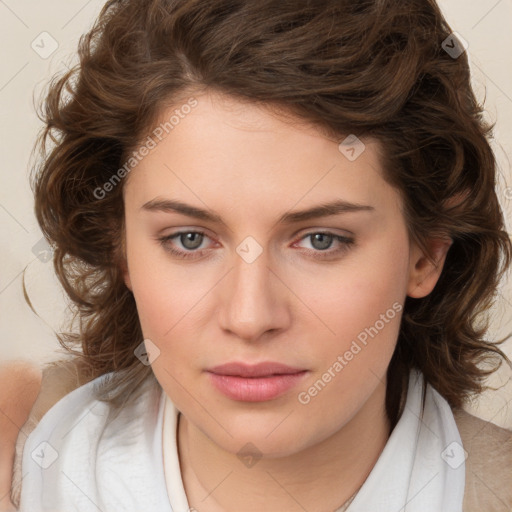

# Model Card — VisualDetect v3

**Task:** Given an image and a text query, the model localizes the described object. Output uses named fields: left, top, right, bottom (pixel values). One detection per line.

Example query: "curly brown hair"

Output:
left=29, top=0, right=511, bottom=426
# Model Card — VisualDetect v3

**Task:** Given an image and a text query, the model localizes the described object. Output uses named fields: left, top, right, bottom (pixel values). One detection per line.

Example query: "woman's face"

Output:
left=122, top=90, right=442, bottom=457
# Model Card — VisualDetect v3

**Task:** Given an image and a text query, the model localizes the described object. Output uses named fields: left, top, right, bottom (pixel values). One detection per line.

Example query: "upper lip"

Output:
left=207, top=362, right=306, bottom=378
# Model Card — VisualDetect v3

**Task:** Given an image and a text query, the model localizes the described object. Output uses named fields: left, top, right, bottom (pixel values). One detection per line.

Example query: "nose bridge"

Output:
left=232, top=246, right=270, bottom=302
left=219, top=241, right=285, bottom=341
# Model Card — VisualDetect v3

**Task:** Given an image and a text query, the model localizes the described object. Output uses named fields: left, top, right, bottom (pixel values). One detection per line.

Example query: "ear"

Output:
left=407, top=237, right=453, bottom=298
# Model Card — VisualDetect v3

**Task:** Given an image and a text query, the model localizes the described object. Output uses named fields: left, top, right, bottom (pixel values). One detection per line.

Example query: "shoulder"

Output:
left=26, top=359, right=89, bottom=423
left=16, top=371, right=168, bottom=512
left=10, top=359, right=90, bottom=507
left=0, top=361, right=42, bottom=510
left=453, top=408, right=512, bottom=512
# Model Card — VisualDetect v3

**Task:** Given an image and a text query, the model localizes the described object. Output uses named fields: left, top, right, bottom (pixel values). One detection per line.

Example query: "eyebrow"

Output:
left=141, top=198, right=375, bottom=224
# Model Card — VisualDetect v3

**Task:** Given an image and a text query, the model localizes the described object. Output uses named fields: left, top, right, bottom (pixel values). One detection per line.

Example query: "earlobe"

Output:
left=407, top=238, right=453, bottom=298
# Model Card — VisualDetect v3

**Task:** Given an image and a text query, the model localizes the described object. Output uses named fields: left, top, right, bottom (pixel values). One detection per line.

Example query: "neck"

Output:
left=177, top=380, right=391, bottom=512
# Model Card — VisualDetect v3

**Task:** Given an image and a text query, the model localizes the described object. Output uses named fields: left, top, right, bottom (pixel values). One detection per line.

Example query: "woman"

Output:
left=8, top=0, right=512, bottom=510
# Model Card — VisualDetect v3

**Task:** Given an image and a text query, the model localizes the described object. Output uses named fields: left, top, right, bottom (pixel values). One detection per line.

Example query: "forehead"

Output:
left=123, top=90, right=399, bottom=217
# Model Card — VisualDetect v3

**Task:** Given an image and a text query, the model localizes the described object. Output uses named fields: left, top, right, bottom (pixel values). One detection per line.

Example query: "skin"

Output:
left=1, top=360, right=91, bottom=510
left=122, top=89, right=451, bottom=512
left=0, top=361, right=41, bottom=512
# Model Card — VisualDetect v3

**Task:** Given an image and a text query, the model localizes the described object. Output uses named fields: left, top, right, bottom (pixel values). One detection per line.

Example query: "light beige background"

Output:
left=1, top=0, right=511, bottom=427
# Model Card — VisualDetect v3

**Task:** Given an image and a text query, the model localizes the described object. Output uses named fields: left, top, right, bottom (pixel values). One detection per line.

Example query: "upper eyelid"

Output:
left=161, top=224, right=354, bottom=236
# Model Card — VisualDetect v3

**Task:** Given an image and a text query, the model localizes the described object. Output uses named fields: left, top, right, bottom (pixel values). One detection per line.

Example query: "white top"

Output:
left=19, top=369, right=465, bottom=512
left=19, top=374, right=173, bottom=511
left=162, top=392, right=192, bottom=512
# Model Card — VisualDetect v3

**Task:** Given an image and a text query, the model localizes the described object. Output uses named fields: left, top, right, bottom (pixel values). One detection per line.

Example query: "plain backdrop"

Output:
left=1, top=0, right=511, bottom=427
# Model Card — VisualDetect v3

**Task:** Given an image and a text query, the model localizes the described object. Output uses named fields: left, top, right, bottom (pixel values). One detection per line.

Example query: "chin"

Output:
left=196, top=406, right=327, bottom=458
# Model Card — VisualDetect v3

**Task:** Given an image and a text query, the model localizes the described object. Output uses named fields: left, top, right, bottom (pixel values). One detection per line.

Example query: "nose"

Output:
left=218, top=247, right=290, bottom=343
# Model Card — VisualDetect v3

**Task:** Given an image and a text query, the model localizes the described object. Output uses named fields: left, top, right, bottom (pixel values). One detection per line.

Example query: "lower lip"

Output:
left=207, top=371, right=308, bottom=402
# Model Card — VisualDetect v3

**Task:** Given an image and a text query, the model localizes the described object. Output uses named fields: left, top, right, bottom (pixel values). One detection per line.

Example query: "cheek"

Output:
left=297, top=233, right=409, bottom=350
left=340, top=253, right=407, bottom=343
left=130, top=270, right=212, bottom=366
left=128, top=262, right=207, bottom=391
left=292, top=233, right=409, bottom=416
left=290, top=233, right=409, bottom=423
left=124, top=220, right=207, bottom=336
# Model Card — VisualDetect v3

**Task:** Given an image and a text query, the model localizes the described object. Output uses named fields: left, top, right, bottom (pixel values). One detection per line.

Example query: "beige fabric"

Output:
left=10, top=360, right=89, bottom=509
left=453, top=408, right=512, bottom=512
left=11, top=369, right=512, bottom=511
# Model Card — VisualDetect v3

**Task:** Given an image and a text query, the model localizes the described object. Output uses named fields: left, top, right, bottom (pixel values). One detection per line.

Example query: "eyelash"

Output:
left=157, top=230, right=355, bottom=261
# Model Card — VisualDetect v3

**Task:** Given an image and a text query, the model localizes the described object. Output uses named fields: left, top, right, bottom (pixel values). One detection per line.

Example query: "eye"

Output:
left=158, top=230, right=214, bottom=260
left=293, top=232, right=355, bottom=259
left=157, top=230, right=355, bottom=261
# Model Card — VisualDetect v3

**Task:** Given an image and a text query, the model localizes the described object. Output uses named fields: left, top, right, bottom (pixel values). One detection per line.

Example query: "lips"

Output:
left=206, top=362, right=308, bottom=402
left=208, top=361, right=305, bottom=378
